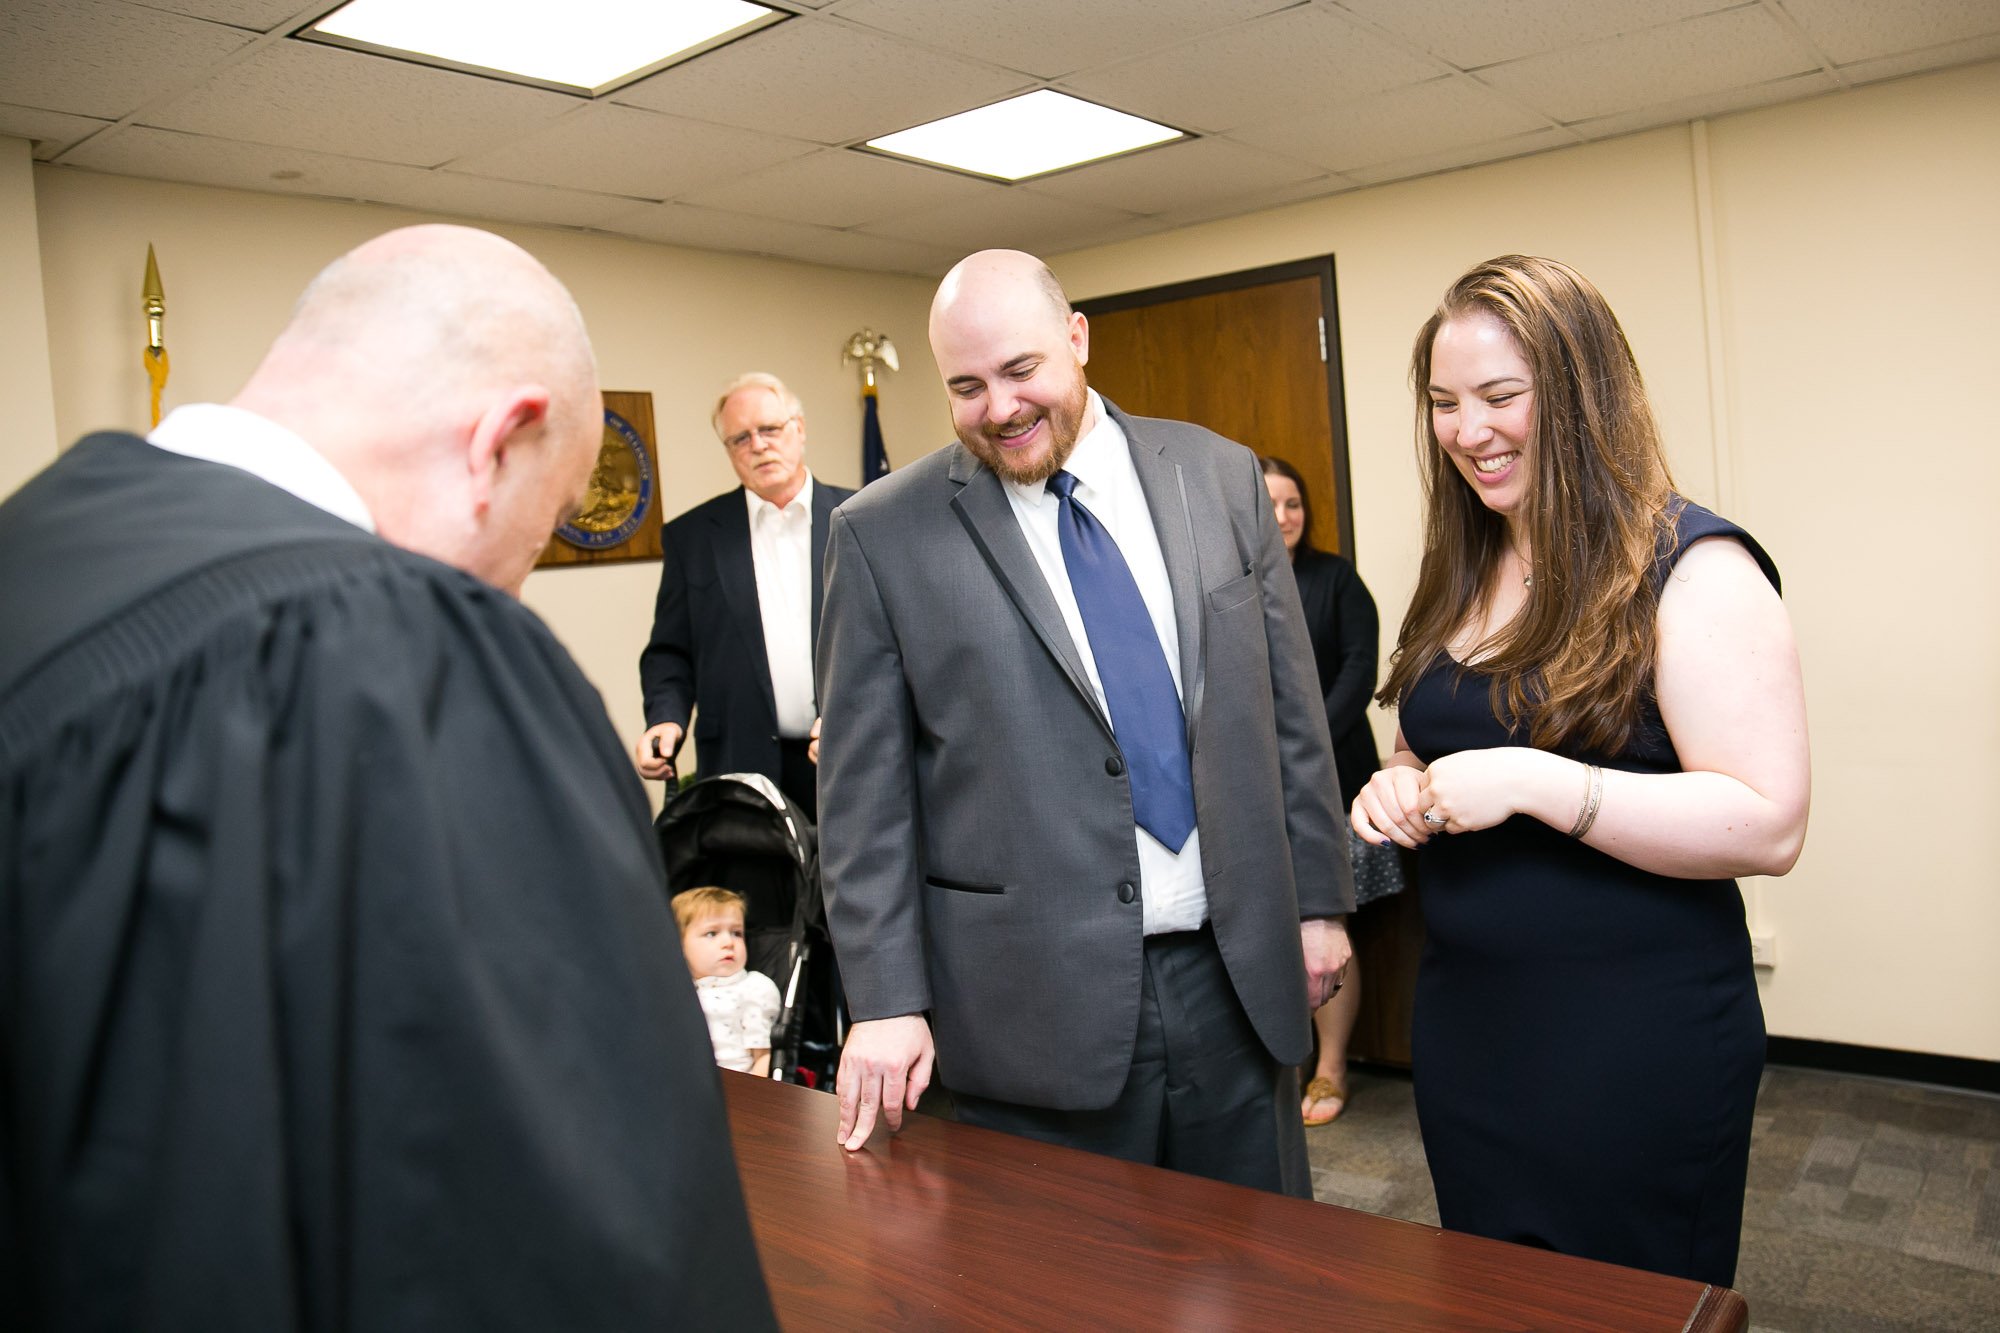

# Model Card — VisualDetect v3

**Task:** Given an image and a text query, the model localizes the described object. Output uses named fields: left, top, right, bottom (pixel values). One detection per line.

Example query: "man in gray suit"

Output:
left=815, top=249, right=1354, bottom=1195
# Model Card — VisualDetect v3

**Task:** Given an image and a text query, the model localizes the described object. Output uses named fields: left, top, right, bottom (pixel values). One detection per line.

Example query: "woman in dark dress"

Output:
left=1259, top=456, right=1403, bottom=1125
left=1352, top=256, right=1809, bottom=1285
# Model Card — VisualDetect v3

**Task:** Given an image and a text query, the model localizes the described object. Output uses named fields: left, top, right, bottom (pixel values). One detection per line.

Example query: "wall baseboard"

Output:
left=1765, top=1037, right=2000, bottom=1096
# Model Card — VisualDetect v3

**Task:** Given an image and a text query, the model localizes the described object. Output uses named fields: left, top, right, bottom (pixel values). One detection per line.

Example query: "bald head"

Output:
left=264, top=224, right=596, bottom=419
left=929, top=249, right=1071, bottom=347
left=233, top=225, right=604, bottom=594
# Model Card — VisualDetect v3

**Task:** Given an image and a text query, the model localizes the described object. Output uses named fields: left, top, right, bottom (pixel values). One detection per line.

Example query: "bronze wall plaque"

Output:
left=536, top=389, right=664, bottom=569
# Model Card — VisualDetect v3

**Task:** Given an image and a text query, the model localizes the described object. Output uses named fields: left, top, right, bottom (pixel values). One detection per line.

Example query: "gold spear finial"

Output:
left=142, top=244, right=169, bottom=427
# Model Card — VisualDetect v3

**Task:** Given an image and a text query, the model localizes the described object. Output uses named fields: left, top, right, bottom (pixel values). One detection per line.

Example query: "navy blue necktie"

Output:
left=1047, top=470, right=1197, bottom=851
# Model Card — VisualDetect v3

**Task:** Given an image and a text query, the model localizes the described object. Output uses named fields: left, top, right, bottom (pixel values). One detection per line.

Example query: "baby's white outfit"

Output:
left=694, top=968, right=782, bottom=1074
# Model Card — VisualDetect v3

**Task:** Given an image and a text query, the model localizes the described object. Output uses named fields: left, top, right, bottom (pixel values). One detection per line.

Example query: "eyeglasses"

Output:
left=723, top=417, right=798, bottom=452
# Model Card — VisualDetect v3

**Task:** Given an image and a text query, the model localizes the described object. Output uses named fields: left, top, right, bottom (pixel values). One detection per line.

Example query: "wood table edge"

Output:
left=1683, top=1284, right=1750, bottom=1333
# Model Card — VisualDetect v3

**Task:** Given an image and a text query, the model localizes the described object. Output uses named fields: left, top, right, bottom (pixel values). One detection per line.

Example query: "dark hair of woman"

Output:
left=1257, top=454, right=1313, bottom=551
left=1379, top=254, right=1677, bottom=754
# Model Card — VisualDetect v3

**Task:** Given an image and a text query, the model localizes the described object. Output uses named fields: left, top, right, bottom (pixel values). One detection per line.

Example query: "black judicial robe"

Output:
left=0, top=433, right=778, bottom=1331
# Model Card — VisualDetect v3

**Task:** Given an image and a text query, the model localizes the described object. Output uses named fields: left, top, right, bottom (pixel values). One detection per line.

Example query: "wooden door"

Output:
left=1079, top=262, right=1352, bottom=557
left=1078, top=260, right=1422, bottom=1068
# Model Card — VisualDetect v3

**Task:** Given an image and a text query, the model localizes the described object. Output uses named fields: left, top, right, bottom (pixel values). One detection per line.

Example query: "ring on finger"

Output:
left=1422, top=810, right=1447, bottom=826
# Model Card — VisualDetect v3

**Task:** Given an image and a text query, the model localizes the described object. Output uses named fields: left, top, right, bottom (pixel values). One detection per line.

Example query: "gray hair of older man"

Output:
left=711, top=372, right=804, bottom=438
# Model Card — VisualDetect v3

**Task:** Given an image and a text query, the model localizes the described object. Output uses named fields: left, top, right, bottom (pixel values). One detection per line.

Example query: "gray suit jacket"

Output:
left=816, top=401, right=1355, bottom=1110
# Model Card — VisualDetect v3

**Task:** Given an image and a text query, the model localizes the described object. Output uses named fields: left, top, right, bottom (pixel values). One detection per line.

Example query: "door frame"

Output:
left=1075, top=256, right=1357, bottom=560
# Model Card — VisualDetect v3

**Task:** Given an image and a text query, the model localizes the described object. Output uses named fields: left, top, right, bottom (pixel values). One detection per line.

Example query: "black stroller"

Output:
left=656, top=773, right=846, bottom=1088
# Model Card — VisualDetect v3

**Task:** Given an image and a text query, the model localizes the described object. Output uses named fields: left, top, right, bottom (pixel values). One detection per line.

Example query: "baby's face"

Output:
left=682, top=911, right=746, bottom=980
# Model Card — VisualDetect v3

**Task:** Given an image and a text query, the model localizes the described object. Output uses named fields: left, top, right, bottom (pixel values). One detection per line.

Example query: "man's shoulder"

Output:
left=830, top=445, right=960, bottom=525
left=661, top=487, right=745, bottom=536
left=1106, top=403, right=1257, bottom=471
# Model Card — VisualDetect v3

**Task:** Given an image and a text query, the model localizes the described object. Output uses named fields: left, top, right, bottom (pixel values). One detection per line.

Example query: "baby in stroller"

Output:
left=674, top=886, right=782, bottom=1077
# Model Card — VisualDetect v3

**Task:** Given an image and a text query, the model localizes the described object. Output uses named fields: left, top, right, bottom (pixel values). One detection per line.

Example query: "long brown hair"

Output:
left=1379, top=255, right=1676, bottom=755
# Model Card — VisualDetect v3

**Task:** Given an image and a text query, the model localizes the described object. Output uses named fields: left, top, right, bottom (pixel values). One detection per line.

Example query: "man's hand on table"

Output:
left=836, top=1015, right=935, bottom=1151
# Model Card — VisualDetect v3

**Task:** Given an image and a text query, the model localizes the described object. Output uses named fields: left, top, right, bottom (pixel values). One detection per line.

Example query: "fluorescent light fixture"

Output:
left=307, top=0, right=781, bottom=96
left=866, top=90, right=1184, bottom=182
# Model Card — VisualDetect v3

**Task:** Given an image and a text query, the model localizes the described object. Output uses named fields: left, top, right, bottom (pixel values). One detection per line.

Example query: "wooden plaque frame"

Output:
left=536, top=389, right=664, bottom=569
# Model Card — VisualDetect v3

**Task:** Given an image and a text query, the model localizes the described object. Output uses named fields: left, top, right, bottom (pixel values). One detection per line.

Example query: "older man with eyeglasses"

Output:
left=636, top=373, right=853, bottom=820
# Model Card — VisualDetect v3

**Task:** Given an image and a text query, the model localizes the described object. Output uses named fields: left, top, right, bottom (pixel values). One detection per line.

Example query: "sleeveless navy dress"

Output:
left=1400, top=499, right=1776, bottom=1286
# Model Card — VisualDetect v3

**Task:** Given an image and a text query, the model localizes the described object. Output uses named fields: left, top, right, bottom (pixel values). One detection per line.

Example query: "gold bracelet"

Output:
left=1568, top=763, right=1604, bottom=838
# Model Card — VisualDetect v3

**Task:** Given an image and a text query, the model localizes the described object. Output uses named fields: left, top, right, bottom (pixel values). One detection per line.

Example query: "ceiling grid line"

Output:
left=46, top=2, right=342, bottom=167
left=1758, top=0, right=1853, bottom=87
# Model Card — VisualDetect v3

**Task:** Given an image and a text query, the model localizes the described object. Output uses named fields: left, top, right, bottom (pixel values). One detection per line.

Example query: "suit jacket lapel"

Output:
left=709, top=489, right=777, bottom=725
left=810, top=480, right=837, bottom=650
left=946, top=447, right=1113, bottom=738
left=1112, top=402, right=1205, bottom=739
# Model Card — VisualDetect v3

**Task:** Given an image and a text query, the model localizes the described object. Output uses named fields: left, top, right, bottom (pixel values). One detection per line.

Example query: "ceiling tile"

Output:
left=1329, top=0, right=1733, bottom=70
left=1025, top=135, right=1332, bottom=217
left=676, top=148, right=1003, bottom=228
left=593, top=200, right=872, bottom=257
left=1564, top=70, right=1839, bottom=142
left=1231, top=75, right=1550, bottom=174
left=1339, top=124, right=1578, bottom=185
left=61, top=123, right=410, bottom=193
left=857, top=187, right=1144, bottom=257
left=0, top=0, right=255, bottom=120
left=830, top=0, right=1293, bottom=79
left=1146, top=167, right=1363, bottom=229
left=612, top=17, right=1030, bottom=145
left=141, top=0, right=304, bottom=28
left=449, top=101, right=814, bottom=200
left=740, top=226, right=966, bottom=276
left=0, top=103, right=113, bottom=159
left=1779, top=0, right=2000, bottom=65
left=1476, top=7, right=1822, bottom=124
left=1835, top=29, right=2000, bottom=84
left=374, top=171, right=643, bottom=229
left=1060, top=5, right=1443, bottom=133
left=59, top=124, right=639, bottom=228
left=142, top=37, right=577, bottom=166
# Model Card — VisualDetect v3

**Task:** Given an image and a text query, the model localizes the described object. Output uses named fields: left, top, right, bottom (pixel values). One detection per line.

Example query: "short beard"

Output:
left=957, top=373, right=1088, bottom=486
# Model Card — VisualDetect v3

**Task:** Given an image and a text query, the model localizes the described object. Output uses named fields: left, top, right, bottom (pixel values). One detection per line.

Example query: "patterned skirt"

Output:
left=1350, top=828, right=1407, bottom=907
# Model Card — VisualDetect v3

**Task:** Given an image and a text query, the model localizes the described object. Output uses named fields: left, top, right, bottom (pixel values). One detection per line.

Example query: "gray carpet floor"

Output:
left=1303, top=1065, right=2000, bottom=1333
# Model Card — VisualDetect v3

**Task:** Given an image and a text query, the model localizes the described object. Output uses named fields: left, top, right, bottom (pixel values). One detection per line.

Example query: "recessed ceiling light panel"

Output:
left=865, top=90, right=1185, bottom=182
left=307, top=0, right=781, bottom=96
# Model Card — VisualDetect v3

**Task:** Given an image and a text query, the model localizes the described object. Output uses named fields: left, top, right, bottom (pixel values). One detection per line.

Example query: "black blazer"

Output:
left=639, top=479, right=854, bottom=782
left=1290, top=545, right=1381, bottom=809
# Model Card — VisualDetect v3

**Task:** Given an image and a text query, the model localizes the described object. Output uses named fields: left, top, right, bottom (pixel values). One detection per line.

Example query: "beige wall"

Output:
left=16, top=61, right=1998, bottom=1063
left=28, top=167, right=951, bottom=805
left=1052, top=61, right=2000, bottom=1062
left=0, top=139, right=59, bottom=497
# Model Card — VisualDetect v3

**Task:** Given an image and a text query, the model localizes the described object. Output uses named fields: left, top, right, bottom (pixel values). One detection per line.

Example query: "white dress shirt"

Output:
left=745, top=474, right=817, bottom=739
left=148, top=403, right=376, bottom=533
left=1000, top=392, right=1209, bottom=935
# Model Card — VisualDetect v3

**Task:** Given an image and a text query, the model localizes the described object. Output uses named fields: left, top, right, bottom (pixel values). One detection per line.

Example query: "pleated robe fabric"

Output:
left=0, top=434, right=777, bottom=1332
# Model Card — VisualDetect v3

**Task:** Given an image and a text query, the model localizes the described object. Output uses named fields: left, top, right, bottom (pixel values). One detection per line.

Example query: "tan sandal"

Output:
left=1301, top=1075, right=1347, bottom=1125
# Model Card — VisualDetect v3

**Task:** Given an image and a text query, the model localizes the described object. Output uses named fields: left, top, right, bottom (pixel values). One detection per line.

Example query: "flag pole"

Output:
left=841, top=328, right=897, bottom=485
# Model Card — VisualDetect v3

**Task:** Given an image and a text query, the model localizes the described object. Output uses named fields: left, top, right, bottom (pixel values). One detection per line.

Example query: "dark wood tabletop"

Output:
left=724, top=1072, right=1748, bottom=1332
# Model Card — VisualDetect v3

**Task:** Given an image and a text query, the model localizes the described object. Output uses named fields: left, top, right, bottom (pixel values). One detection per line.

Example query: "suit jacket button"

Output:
left=1117, top=882, right=1137, bottom=904
left=1105, top=756, right=1124, bottom=776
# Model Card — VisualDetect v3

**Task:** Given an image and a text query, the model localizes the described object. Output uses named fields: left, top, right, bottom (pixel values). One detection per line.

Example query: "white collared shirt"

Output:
left=148, top=403, right=376, bottom=533
left=1000, top=391, right=1208, bottom=935
left=745, top=473, right=817, bottom=738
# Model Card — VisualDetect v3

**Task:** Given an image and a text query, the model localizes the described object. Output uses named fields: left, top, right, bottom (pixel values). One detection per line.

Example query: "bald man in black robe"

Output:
left=0, top=226, right=777, bottom=1331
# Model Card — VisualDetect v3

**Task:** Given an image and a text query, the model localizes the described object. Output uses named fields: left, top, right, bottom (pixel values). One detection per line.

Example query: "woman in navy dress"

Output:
left=1351, top=256, right=1809, bottom=1285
